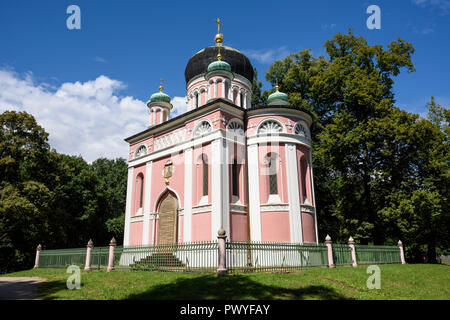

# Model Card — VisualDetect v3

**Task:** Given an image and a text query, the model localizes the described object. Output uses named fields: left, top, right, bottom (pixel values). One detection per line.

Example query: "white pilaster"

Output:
left=123, top=167, right=134, bottom=246
left=183, top=147, right=193, bottom=242
left=211, top=138, right=229, bottom=239
left=247, top=144, right=261, bottom=241
left=142, top=161, right=152, bottom=246
left=309, top=151, right=319, bottom=244
left=285, top=144, right=303, bottom=243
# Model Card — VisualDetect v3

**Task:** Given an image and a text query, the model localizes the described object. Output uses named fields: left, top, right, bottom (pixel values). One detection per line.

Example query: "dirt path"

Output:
left=0, top=277, right=47, bottom=300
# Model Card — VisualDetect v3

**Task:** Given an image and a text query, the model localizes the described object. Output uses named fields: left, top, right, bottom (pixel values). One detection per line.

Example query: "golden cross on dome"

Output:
left=275, top=78, right=279, bottom=91
left=214, top=18, right=223, bottom=34
left=159, top=78, right=163, bottom=91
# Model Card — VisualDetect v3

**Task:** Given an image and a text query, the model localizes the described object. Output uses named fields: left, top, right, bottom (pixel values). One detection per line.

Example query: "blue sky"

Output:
left=0, top=0, right=449, bottom=161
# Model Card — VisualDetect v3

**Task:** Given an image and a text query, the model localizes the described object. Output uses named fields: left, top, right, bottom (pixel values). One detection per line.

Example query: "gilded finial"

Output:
left=214, top=18, right=223, bottom=44
left=217, top=45, right=222, bottom=61
left=159, top=78, right=163, bottom=92
left=275, top=78, right=279, bottom=91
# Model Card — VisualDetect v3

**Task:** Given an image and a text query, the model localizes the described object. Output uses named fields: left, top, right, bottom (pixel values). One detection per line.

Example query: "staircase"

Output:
left=130, top=252, right=185, bottom=271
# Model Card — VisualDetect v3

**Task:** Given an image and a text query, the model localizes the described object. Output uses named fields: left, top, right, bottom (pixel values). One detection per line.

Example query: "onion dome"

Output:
left=267, top=84, right=289, bottom=105
left=207, top=45, right=231, bottom=72
left=150, top=83, right=171, bottom=103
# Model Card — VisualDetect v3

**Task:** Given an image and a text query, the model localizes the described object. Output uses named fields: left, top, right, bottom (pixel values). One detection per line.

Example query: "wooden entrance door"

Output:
left=158, top=194, right=178, bottom=244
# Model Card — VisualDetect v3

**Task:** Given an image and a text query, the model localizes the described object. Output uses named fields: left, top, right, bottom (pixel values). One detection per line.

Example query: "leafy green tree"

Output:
left=263, top=30, right=448, bottom=262
left=251, top=68, right=264, bottom=107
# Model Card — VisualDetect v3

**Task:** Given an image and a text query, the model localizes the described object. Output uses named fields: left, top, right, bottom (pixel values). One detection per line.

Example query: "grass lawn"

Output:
left=1, top=264, right=449, bottom=300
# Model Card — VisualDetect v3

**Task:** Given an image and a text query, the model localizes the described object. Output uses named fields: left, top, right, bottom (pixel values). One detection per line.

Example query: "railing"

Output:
left=116, top=242, right=218, bottom=272
left=226, top=241, right=328, bottom=273
left=39, top=247, right=87, bottom=268
left=36, top=240, right=404, bottom=272
left=355, top=245, right=401, bottom=264
left=332, top=244, right=353, bottom=266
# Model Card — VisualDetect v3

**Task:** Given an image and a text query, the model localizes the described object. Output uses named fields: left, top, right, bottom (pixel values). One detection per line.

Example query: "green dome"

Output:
left=150, top=90, right=171, bottom=103
left=207, top=60, right=231, bottom=72
left=267, top=89, right=288, bottom=104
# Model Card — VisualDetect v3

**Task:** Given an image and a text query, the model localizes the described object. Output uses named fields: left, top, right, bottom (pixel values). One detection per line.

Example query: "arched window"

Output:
left=224, top=81, right=229, bottom=99
left=195, top=93, right=199, bottom=108
left=300, top=157, right=308, bottom=203
left=135, top=145, right=147, bottom=158
left=135, top=173, right=144, bottom=211
left=240, top=92, right=244, bottom=108
left=232, top=158, right=239, bottom=197
left=202, top=154, right=209, bottom=196
left=265, top=153, right=278, bottom=195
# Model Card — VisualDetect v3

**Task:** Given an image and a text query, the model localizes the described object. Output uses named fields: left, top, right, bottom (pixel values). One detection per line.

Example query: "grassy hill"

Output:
left=2, top=264, right=449, bottom=300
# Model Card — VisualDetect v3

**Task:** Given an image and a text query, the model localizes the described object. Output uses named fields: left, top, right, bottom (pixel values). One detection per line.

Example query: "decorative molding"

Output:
left=130, top=215, right=144, bottom=222
left=300, top=204, right=315, bottom=214
left=294, top=121, right=310, bottom=138
left=257, top=118, right=285, bottom=134
left=134, top=144, right=147, bottom=158
left=194, top=120, right=213, bottom=137
left=229, top=204, right=247, bottom=214
left=192, top=204, right=212, bottom=214
left=154, top=128, right=187, bottom=151
left=260, top=203, right=290, bottom=212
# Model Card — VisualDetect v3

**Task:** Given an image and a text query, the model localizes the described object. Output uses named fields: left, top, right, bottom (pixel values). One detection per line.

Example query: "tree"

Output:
left=251, top=68, right=264, bottom=107
left=262, top=30, right=448, bottom=261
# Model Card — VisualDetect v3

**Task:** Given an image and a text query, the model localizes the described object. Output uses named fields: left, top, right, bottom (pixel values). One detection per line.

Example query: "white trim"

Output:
left=229, top=204, right=247, bottom=214
left=256, top=117, right=287, bottom=134
left=192, top=204, right=212, bottom=214
left=260, top=203, right=289, bottom=212
left=247, top=133, right=312, bottom=148
left=183, top=147, right=193, bottom=242
left=247, top=144, right=261, bottom=241
left=153, top=186, right=182, bottom=213
left=211, top=138, right=229, bottom=239
left=309, top=151, right=319, bottom=244
left=123, top=167, right=134, bottom=246
left=285, top=143, right=303, bottom=243
left=142, top=161, right=152, bottom=246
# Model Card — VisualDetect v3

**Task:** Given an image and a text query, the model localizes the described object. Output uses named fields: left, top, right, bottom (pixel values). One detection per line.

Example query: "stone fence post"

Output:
left=398, top=240, right=406, bottom=264
left=34, top=244, right=42, bottom=268
left=325, top=235, right=335, bottom=268
left=217, top=228, right=227, bottom=276
left=84, top=239, right=93, bottom=271
left=348, top=236, right=358, bottom=267
left=107, top=237, right=116, bottom=272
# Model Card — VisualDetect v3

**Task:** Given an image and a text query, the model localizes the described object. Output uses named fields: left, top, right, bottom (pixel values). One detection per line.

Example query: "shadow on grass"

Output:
left=37, top=279, right=80, bottom=300
left=126, top=274, right=351, bottom=300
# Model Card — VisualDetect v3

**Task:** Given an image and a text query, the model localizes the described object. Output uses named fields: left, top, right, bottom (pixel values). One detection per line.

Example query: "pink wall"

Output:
left=131, top=163, right=146, bottom=217
left=301, top=212, right=316, bottom=243
left=258, top=144, right=288, bottom=204
left=260, top=212, right=290, bottom=242
left=230, top=212, right=249, bottom=241
left=192, top=212, right=211, bottom=242
left=129, top=221, right=143, bottom=246
left=193, top=143, right=211, bottom=206
left=150, top=154, right=184, bottom=213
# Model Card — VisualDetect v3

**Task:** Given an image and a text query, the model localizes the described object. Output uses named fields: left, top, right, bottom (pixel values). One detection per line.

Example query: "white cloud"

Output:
left=94, top=56, right=107, bottom=63
left=412, top=0, right=450, bottom=14
left=170, top=96, right=188, bottom=117
left=242, top=46, right=290, bottom=64
left=0, top=69, right=148, bottom=162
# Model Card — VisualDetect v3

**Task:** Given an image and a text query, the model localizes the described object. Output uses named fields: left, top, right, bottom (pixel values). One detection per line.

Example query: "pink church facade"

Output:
left=123, top=33, right=318, bottom=246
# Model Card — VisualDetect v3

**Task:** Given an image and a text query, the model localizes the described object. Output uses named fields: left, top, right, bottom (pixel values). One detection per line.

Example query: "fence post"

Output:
left=398, top=240, right=406, bottom=264
left=84, top=239, right=93, bottom=271
left=217, top=228, right=227, bottom=276
left=325, top=235, right=335, bottom=268
left=348, top=236, right=358, bottom=267
left=107, top=237, right=117, bottom=272
left=33, top=244, right=42, bottom=268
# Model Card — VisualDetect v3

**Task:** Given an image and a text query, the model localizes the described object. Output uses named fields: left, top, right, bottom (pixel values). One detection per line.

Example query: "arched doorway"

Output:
left=157, top=193, right=178, bottom=244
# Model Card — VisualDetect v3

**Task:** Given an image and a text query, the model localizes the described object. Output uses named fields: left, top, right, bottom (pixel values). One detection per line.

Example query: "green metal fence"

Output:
left=226, top=241, right=329, bottom=273
left=332, top=244, right=353, bottom=266
left=115, top=242, right=218, bottom=272
left=39, top=247, right=87, bottom=268
left=37, top=241, right=403, bottom=272
left=355, top=245, right=401, bottom=264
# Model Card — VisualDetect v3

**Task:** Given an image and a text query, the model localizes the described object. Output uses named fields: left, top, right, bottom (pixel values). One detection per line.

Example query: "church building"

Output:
left=123, top=20, right=318, bottom=246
